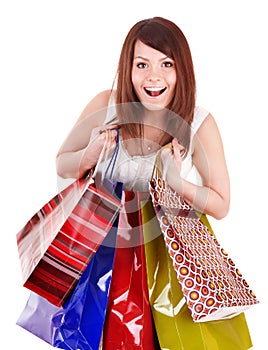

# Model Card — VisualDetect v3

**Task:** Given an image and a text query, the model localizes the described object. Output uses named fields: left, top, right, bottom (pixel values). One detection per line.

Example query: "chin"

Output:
left=142, top=102, right=166, bottom=111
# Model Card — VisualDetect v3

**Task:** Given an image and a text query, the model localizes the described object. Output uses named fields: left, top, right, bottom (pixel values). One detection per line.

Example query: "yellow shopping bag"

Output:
left=141, top=199, right=253, bottom=350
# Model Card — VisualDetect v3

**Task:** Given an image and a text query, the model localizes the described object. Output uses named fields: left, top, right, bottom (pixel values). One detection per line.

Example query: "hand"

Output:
left=83, top=126, right=118, bottom=167
left=161, top=138, right=184, bottom=186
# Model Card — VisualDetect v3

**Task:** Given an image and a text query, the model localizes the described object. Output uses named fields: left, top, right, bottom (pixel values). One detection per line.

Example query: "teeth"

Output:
left=145, top=87, right=165, bottom=91
left=144, top=87, right=167, bottom=97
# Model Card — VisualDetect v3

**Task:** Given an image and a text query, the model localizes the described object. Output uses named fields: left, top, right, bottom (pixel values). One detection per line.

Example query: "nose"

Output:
left=146, top=65, right=162, bottom=82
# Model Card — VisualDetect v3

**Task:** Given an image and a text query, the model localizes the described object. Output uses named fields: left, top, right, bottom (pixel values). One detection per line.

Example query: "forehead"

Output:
left=133, top=40, right=168, bottom=59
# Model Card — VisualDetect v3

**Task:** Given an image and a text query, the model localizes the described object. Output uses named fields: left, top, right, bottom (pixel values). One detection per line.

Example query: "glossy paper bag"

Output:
left=17, top=173, right=122, bottom=307
left=17, top=219, right=118, bottom=349
left=102, top=191, right=158, bottom=349
left=141, top=199, right=253, bottom=350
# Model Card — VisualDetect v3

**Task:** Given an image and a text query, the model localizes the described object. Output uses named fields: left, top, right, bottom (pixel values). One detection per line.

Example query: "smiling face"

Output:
left=131, top=40, right=177, bottom=111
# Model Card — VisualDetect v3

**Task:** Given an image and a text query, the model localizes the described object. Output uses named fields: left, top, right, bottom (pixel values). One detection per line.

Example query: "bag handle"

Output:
left=103, top=129, right=119, bottom=179
left=92, top=127, right=119, bottom=180
left=151, top=143, right=173, bottom=180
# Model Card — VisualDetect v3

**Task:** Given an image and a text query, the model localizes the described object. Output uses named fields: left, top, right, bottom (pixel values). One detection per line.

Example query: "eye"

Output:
left=162, top=61, right=174, bottom=68
left=136, top=62, right=148, bottom=69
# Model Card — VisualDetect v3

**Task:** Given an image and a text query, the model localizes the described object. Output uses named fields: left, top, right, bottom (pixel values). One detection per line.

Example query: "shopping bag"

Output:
left=17, top=177, right=122, bottom=306
left=148, top=148, right=259, bottom=322
left=17, top=172, right=93, bottom=285
left=141, top=199, right=253, bottom=350
left=102, top=191, right=159, bottom=349
left=17, top=132, right=123, bottom=306
left=17, top=182, right=123, bottom=350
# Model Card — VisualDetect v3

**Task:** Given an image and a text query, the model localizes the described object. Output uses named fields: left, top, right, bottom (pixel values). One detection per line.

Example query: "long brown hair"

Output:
left=115, top=17, right=196, bottom=155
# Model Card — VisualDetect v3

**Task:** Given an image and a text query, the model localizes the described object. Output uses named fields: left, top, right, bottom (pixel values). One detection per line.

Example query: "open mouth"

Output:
left=144, top=87, right=167, bottom=97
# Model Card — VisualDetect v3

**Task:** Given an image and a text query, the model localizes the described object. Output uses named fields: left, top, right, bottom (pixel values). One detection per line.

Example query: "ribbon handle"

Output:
left=151, top=143, right=173, bottom=180
left=104, top=129, right=119, bottom=180
left=92, top=128, right=119, bottom=180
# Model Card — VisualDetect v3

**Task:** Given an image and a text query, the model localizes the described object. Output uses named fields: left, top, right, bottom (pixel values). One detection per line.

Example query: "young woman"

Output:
left=55, top=17, right=253, bottom=349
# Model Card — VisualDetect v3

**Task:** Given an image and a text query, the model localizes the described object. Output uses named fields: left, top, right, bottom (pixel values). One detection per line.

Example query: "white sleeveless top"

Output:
left=101, top=94, right=210, bottom=192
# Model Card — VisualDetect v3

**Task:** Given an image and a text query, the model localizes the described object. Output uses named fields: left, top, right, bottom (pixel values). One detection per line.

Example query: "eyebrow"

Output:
left=133, top=55, right=171, bottom=61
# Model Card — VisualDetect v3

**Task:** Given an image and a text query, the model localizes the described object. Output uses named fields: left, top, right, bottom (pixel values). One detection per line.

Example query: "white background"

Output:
left=1, top=0, right=267, bottom=348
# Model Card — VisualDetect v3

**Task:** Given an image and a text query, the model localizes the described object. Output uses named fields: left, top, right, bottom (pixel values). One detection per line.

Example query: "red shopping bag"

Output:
left=102, top=191, right=159, bottom=349
left=17, top=173, right=122, bottom=306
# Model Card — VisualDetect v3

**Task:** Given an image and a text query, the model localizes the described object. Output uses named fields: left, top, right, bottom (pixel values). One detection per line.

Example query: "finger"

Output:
left=90, top=125, right=118, bottom=144
left=99, top=124, right=119, bottom=134
left=172, top=138, right=184, bottom=151
left=172, top=138, right=185, bottom=157
left=99, top=127, right=118, bottom=146
left=106, top=128, right=118, bottom=147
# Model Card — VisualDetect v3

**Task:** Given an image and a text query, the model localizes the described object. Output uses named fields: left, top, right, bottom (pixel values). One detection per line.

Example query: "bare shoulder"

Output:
left=192, top=113, right=227, bottom=178
left=76, top=89, right=113, bottom=126
left=193, top=113, right=223, bottom=150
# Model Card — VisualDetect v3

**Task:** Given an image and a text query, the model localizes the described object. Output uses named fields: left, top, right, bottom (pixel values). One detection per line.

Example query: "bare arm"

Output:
left=56, top=90, right=117, bottom=179
left=163, top=114, right=230, bottom=219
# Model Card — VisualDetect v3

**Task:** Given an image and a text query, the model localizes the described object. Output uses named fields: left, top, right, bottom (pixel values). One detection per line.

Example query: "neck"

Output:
left=142, top=108, right=167, bottom=128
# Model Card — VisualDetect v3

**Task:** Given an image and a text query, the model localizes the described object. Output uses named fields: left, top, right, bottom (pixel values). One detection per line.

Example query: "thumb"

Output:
left=172, top=138, right=184, bottom=156
left=160, top=148, right=173, bottom=179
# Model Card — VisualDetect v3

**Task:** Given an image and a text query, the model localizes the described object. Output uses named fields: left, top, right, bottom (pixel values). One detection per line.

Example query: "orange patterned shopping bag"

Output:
left=148, top=147, right=259, bottom=322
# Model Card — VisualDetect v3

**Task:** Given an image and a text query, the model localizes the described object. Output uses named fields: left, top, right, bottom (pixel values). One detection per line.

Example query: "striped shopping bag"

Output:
left=17, top=173, right=122, bottom=307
